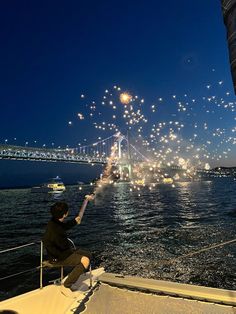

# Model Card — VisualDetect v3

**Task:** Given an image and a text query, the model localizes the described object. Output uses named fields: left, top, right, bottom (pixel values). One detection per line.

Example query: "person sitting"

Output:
left=42, top=196, right=93, bottom=297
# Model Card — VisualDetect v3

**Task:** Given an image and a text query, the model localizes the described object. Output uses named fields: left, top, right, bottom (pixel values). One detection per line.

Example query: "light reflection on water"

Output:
left=0, top=178, right=236, bottom=300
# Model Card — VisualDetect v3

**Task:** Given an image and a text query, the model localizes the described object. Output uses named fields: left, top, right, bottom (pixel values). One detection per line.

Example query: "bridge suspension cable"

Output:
left=74, top=134, right=117, bottom=158
left=129, top=143, right=150, bottom=162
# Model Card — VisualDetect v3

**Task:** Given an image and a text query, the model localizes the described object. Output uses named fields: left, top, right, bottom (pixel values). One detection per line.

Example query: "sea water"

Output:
left=0, top=178, right=236, bottom=300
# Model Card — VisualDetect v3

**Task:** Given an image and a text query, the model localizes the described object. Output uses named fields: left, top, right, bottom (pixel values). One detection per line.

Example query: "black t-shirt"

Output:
left=42, top=218, right=77, bottom=261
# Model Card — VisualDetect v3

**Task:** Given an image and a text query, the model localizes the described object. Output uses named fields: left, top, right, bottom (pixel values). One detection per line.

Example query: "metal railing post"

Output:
left=89, top=264, right=92, bottom=288
left=60, top=266, right=64, bottom=285
left=40, top=241, right=43, bottom=289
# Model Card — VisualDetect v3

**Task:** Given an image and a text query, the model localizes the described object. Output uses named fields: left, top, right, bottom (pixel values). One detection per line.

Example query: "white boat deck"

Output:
left=98, top=272, right=236, bottom=306
left=0, top=270, right=236, bottom=314
left=0, top=284, right=80, bottom=314
left=0, top=268, right=104, bottom=314
left=82, top=283, right=236, bottom=314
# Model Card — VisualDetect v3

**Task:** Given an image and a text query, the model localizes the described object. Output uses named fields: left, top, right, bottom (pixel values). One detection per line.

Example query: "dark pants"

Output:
left=58, top=248, right=91, bottom=288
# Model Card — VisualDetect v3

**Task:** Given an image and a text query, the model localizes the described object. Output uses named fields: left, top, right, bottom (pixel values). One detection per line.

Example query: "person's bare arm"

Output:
left=75, top=194, right=95, bottom=224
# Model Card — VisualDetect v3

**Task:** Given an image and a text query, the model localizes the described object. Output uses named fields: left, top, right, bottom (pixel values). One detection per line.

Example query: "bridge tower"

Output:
left=115, top=133, right=133, bottom=180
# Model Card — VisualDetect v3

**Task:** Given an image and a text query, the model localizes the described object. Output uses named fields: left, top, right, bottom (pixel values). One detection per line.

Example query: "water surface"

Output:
left=0, top=179, right=236, bottom=300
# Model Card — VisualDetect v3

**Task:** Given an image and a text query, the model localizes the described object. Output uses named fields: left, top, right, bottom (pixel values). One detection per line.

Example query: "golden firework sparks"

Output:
left=120, top=92, right=132, bottom=104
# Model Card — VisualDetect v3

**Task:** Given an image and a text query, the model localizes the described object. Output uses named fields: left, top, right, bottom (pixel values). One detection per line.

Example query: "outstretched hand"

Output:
left=75, top=216, right=81, bottom=224
left=85, top=194, right=95, bottom=201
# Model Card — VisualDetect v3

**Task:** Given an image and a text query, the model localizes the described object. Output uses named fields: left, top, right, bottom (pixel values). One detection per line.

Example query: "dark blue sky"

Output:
left=0, top=1, right=235, bottom=187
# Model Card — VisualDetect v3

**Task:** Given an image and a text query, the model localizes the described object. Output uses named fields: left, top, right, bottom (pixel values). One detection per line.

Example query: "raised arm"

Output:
left=75, top=194, right=95, bottom=224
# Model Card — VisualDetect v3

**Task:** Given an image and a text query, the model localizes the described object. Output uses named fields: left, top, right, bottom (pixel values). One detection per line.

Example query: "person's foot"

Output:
left=71, top=282, right=90, bottom=293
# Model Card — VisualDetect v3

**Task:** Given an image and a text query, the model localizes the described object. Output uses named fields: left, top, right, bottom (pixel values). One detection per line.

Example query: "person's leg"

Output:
left=61, top=249, right=91, bottom=288
left=64, top=262, right=86, bottom=288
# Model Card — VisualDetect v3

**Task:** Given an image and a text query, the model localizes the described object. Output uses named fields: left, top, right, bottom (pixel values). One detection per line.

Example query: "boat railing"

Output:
left=0, top=241, right=41, bottom=283
left=0, top=238, right=91, bottom=293
left=0, top=241, right=63, bottom=291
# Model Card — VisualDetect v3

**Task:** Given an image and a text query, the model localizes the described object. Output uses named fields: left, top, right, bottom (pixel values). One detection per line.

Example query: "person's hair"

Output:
left=50, top=202, right=69, bottom=219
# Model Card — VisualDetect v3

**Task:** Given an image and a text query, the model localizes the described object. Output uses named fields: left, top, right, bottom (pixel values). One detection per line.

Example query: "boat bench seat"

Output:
left=42, top=260, right=64, bottom=268
left=41, top=260, right=64, bottom=286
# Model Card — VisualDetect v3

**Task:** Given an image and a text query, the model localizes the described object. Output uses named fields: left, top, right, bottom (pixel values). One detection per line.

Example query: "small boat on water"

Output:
left=134, top=179, right=145, bottom=186
left=31, top=176, right=66, bottom=193
left=162, top=177, right=173, bottom=184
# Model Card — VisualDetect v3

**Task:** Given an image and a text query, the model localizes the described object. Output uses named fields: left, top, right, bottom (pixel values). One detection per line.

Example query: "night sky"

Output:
left=0, top=1, right=235, bottom=187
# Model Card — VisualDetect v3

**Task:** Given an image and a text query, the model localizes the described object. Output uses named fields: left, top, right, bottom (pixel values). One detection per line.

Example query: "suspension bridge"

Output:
left=0, top=133, right=149, bottom=166
left=0, top=133, right=215, bottom=181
